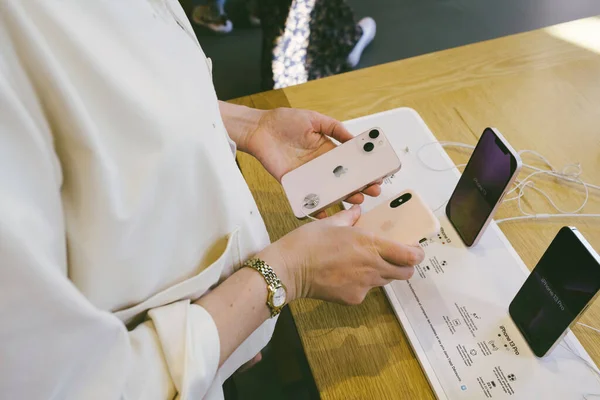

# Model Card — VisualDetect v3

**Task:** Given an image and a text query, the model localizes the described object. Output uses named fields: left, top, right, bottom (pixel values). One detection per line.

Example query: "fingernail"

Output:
left=415, top=248, right=425, bottom=263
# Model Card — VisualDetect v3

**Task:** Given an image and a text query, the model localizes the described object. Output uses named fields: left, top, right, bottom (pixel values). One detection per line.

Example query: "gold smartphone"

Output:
left=355, top=189, right=440, bottom=245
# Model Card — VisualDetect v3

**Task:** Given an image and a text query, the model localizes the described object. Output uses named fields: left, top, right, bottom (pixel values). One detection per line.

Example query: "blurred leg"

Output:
left=305, top=0, right=363, bottom=80
left=347, top=17, right=376, bottom=68
left=259, top=0, right=369, bottom=89
left=258, top=0, right=294, bottom=90
left=246, top=0, right=261, bottom=27
left=192, top=0, right=233, bottom=34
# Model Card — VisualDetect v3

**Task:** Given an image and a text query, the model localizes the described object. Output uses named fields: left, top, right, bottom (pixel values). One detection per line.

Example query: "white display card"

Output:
left=342, top=108, right=600, bottom=399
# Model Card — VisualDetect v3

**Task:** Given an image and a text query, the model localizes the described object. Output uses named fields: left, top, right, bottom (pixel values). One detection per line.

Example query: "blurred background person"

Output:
left=193, top=0, right=260, bottom=34
left=258, top=0, right=376, bottom=90
left=192, top=0, right=233, bottom=33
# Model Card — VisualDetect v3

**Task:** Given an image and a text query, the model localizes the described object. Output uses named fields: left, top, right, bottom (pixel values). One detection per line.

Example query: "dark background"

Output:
left=181, top=0, right=600, bottom=100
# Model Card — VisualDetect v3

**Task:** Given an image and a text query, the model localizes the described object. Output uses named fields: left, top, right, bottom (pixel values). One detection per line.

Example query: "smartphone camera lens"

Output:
left=363, top=142, right=375, bottom=152
left=369, top=129, right=380, bottom=139
left=390, top=193, right=412, bottom=208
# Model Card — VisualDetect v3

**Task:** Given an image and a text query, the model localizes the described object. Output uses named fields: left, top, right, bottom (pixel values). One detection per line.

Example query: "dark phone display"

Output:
left=510, top=227, right=600, bottom=357
left=446, top=128, right=517, bottom=246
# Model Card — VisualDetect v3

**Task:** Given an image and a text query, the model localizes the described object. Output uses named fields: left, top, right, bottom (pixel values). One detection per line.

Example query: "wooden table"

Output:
left=231, top=17, right=600, bottom=399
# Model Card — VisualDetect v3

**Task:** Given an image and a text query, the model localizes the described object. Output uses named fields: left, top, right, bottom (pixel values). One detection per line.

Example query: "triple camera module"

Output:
left=363, top=129, right=380, bottom=153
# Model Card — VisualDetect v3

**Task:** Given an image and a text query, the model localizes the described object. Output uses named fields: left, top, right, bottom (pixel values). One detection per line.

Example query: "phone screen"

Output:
left=446, top=128, right=518, bottom=246
left=509, top=227, right=600, bottom=357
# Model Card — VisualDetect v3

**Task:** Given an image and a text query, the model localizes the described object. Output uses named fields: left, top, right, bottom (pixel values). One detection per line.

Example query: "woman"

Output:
left=0, top=1, right=422, bottom=399
left=191, top=0, right=260, bottom=34
left=259, top=0, right=376, bottom=90
left=192, top=0, right=234, bottom=34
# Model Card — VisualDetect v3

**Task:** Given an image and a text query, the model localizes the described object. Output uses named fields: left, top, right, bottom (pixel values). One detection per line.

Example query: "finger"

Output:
left=237, top=352, right=263, bottom=374
left=315, top=211, right=328, bottom=219
left=367, top=260, right=413, bottom=285
left=369, top=275, right=394, bottom=287
left=345, top=192, right=365, bottom=204
left=250, top=352, right=262, bottom=364
left=379, top=262, right=416, bottom=281
left=361, top=184, right=381, bottom=198
left=378, top=278, right=394, bottom=287
left=311, top=112, right=354, bottom=143
left=375, top=236, right=425, bottom=267
left=325, top=204, right=361, bottom=227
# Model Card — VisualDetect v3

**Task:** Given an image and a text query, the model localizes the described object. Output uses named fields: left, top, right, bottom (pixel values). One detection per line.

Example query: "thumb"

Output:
left=326, top=205, right=362, bottom=227
left=311, top=112, right=354, bottom=143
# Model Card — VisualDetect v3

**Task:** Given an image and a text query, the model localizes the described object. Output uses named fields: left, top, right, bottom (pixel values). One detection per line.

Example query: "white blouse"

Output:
left=0, top=1, right=275, bottom=399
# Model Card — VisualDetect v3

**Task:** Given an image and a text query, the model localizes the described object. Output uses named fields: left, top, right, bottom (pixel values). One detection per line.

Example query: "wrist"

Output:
left=218, top=101, right=265, bottom=154
left=255, top=245, right=300, bottom=303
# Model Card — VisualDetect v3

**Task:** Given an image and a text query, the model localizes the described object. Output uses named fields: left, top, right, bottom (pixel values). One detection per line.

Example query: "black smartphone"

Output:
left=509, top=227, right=600, bottom=357
left=446, top=127, right=522, bottom=247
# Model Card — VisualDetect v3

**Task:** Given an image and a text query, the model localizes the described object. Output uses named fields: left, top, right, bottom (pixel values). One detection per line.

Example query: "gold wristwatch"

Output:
left=244, top=258, right=287, bottom=317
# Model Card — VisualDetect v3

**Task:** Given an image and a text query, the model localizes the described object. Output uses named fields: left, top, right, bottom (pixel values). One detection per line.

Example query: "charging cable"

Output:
left=579, top=322, right=600, bottom=335
left=497, top=148, right=600, bottom=223
left=300, top=199, right=320, bottom=222
left=416, top=141, right=470, bottom=172
left=415, top=141, right=600, bottom=223
left=559, top=337, right=600, bottom=391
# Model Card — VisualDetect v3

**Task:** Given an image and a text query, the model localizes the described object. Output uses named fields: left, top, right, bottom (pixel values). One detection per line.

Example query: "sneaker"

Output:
left=192, top=5, right=233, bottom=34
left=248, top=14, right=261, bottom=27
left=246, top=0, right=261, bottom=27
left=347, top=17, right=376, bottom=68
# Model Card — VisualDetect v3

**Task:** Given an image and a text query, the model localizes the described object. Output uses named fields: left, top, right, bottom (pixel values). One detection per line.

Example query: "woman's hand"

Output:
left=257, top=205, right=425, bottom=305
left=244, top=107, right=382, bottom=207
left=193, top=205, right=423, bottom=367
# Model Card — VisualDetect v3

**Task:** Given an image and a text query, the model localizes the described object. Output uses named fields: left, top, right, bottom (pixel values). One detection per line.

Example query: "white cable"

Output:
left=416, top=141, right=473, bottom=172
left=518, top=149, right=555, bottom=170
left=503, top=187, right=527, bottom=202
left=433, top=199, right=448, bottom=213
left=516, top=150, right=600, bottom=198
left=521, top=161, right=600, bottom=192
left=416, top=141, right=600, bottom=224
left=501, top=161, right=593, bottom=222
left=301, top=211, right=319, bottom=222
left=303, top=214, right=319, bottom=222
left=514, top=150, right=595, bottom=218
left=439, top=141, right=476, bottom=150
left=496, top=214, right=600, bottom=223
left=578, top=322, right=600, bottom=334
left=516, top=179, right=589, bottom=215
left=300, top=200, right=320, bottom=222
left=558, top=338, right=600, bottom=384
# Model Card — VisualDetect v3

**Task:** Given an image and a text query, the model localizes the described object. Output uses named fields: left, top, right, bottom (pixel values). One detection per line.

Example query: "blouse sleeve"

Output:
left=0, top=31, right=222, bottom=400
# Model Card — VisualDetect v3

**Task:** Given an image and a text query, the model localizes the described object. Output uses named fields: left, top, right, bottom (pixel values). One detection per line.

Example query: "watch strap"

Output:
left=245, top=258, right=282, bottom=288
left=244, top=258, right=285, bottom=317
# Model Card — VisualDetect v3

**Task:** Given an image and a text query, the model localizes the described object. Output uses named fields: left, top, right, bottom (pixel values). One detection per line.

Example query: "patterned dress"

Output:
left=258, top=0, right=362, bottom=90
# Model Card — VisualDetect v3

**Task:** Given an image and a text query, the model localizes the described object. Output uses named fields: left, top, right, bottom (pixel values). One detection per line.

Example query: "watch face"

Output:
left=273, top=286, right=286, bottom=307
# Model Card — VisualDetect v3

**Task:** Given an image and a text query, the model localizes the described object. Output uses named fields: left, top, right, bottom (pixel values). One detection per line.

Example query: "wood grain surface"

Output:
left=231, top=18, right=600, bottom=399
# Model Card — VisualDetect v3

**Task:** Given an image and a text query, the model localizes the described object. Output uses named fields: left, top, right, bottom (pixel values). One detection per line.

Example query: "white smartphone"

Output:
left=445, top=127, right=522, bottom=247
left=281, top=128, right=401, bottom=219
left=355, top=190, right=440, bottom=245
left=509, top=226, right=600, bottom=357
